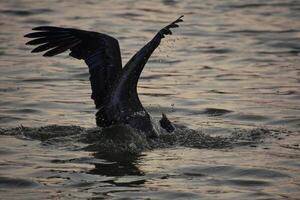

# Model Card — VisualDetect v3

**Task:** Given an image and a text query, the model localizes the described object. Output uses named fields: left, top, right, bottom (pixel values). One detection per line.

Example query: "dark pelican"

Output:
left=24, top=16, right=183, bottom=138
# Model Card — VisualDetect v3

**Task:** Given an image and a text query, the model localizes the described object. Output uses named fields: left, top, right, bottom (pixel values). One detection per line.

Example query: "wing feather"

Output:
left=24, top=31, right=69, bottom=38
left=26, top=35, right=76, bottom=45
left=25, top=26, right=123, bottom=108
left=31, top=38, right=80, bottom=52
left=43, top=40, right=82, bottom=57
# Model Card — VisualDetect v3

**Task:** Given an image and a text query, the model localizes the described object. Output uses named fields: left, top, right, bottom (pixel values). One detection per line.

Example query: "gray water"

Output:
left=0, top=0, right=300, bottom=199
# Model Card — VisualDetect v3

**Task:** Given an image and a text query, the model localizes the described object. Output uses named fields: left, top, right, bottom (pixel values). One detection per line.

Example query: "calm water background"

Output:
left=0, top=0, right=299, bottom=199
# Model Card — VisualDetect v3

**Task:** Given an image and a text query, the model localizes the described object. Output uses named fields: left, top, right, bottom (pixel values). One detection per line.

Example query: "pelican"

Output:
left=25, top=16, right=183, bottom=138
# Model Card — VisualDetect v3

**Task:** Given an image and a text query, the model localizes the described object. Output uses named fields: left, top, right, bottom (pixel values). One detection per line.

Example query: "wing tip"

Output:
left=32, top=26, right=64, bottom=31
left=42, top=53, right=53, bottom=57
left=174, top=15, right=184, bottom=23
left=24, top=33, right=33, bottom=38
left=31, top=48, right=41, bottom=53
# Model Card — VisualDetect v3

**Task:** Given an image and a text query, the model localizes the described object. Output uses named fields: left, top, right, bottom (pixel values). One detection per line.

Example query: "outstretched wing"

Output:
left=24, top=26, right=123, bottom=108
left=99, top=16, right=183, bottom=135
left=112, top=16, right=184, bottom=109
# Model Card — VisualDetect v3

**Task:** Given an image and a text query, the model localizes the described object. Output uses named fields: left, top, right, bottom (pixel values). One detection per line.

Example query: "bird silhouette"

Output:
left=25, top=15, right=183, bottom=138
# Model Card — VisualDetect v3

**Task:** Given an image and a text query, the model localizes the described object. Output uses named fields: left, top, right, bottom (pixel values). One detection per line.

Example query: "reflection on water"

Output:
left=0, top=0, right=300, bottom=199
left=89, top=153, right=144, bottom=177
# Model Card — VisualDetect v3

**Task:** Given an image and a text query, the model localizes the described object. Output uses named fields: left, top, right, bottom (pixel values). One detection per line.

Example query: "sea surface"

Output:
left=0, top=0, right=299, bottom=199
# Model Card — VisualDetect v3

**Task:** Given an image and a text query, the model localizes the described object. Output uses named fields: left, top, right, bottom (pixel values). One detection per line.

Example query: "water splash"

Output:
left=0, top=124, right=290, bottom=155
